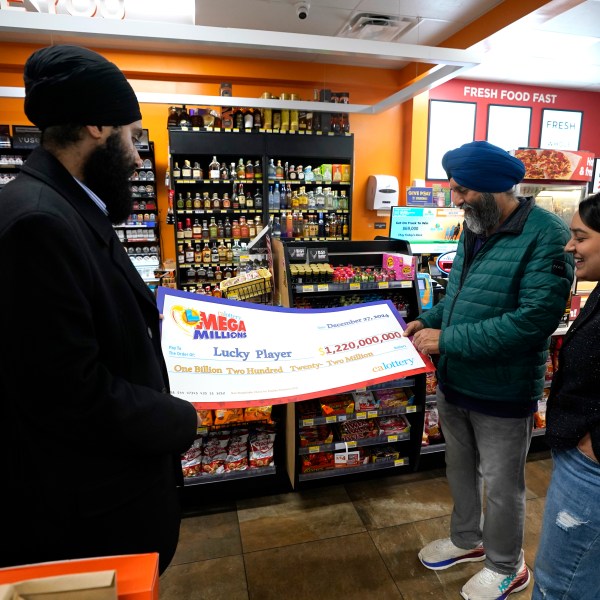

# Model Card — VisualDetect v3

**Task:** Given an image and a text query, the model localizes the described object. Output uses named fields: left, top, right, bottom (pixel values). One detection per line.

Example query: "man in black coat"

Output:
left=0, top=45, right=198, bottom=574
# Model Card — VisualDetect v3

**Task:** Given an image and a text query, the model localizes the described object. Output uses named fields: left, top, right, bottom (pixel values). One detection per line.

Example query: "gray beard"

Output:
left=464, top=192, right=501, bottom=235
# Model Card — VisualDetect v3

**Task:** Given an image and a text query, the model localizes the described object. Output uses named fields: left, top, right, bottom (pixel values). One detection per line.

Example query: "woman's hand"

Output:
left=578, top=432, right=598, bottom=463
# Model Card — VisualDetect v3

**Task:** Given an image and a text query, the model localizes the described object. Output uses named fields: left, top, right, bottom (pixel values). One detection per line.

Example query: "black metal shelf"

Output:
left=299, top=457, right=409, bottom=481
left=184, top=465, right=276, bottom=486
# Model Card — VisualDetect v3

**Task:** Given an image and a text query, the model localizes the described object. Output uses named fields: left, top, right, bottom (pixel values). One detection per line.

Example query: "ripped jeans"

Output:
left=533, top=447, right=600, bottom=599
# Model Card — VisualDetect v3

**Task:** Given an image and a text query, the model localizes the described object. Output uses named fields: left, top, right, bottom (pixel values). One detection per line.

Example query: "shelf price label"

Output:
left=349, top=283, right=360, bottom=290
left=309, top=446, right=321, bottom=454
left=302, top=285, right=314, bottom=293
left=325, top=416, right=337, bottom=423
left=394, top=458, right=406, bottom=467
left=388, top=435, right=398, bottom=443
left=317, top=284, right=329, bottom=292
left=378, top=282, right=389, bottom=289
left=406, top=406, right=417, bottom=413
left=302, top=419, right=314, bottom=427
left=367, top=411, right=378, bottom=419
left=355, top=411, right=367, bottom=420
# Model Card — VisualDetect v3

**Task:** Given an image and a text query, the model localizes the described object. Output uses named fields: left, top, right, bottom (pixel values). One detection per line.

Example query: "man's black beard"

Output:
left=83, top=130, right=135, bottom=225
left=464, top=192, right=501, bottom=235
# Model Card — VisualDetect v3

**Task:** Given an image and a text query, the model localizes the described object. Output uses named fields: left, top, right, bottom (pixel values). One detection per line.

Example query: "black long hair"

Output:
left=579, top=192, right=600, bottom=234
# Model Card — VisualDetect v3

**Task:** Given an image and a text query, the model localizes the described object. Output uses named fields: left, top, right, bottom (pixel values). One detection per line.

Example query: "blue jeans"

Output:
left=533, top=447, right=600, bottom=599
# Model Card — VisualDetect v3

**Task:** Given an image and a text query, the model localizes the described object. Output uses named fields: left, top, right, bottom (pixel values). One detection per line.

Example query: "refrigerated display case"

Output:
left=513, top=148, right=595, bottom=227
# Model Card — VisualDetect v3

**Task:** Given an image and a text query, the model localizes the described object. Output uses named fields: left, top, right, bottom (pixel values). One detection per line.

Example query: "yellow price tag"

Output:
left=346, top=441, right=357, bottom=448
left=349, top=283, right=360, bottom=290
left=406, top=406, right=417, bottom=413
left=302, top=419, right=314, bottom=427
left=367, top=411, right=378, bottom=419
left=378, top=282, right=389, bottom=289
left=317, top=284, right=329, bottom=292
left=394, top=458, right=406, bottom=466
left=325, top=416, right=337, bottom=423
left=309, top=446, right=320, bottom=454
left=355, top=412, right=367, bottom=420
left=302, top=285, right=314, bottom=293
left=388, top=435, right=398, bottom=442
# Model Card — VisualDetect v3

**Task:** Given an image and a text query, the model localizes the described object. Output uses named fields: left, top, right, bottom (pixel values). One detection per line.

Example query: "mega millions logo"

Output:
left=171, top=305, right=248, bottom=339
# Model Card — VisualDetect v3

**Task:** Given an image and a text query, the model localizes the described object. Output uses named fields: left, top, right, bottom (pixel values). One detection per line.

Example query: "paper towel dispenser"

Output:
left=366, top=175, right=399, bottom=210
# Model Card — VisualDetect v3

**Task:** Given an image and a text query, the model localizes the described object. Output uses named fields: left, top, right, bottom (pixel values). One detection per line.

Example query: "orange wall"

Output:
left=0, top=42, right=408, bottom=262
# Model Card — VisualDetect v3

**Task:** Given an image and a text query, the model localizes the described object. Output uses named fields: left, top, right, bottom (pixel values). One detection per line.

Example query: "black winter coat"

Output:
left=0, top=147, right=197, bottom=572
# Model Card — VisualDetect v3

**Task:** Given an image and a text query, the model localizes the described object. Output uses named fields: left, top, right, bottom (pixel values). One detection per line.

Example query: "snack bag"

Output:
left=244, top=405, right=273, bottom=422
left=181, top=437, right=203, bottom=478
left=214, top=408, right=244, bottom=426
left=249, top=428, right=276, bottom=468
left=535, top=398, right=547, bottom=429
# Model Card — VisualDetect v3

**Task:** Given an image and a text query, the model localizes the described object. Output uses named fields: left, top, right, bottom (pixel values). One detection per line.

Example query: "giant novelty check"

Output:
left=157, top=288, right=434, bottom=407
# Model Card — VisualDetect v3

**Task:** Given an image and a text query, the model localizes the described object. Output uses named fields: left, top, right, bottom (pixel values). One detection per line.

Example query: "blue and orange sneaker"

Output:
left=418, top=538, right=486, bottom=570
left=460, top=557, right=531, bottom=599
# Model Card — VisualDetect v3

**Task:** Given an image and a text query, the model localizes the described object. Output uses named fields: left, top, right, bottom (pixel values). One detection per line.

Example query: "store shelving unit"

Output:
left=272, top=238, right=427, bottom=488
left=167, top=129, right=353, bottom=292
left=117, top=140, right=161, bottom=290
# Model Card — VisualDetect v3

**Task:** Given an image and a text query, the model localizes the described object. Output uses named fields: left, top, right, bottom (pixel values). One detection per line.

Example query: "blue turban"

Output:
left=442, top=141, right=525, bottom=193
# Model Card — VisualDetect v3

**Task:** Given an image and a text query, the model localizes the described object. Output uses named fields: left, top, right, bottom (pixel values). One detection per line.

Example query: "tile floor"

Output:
left=159, top=450, right=553, bottom=599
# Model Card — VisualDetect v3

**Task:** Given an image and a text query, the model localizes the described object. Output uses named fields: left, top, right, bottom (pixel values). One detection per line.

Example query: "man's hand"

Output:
left=403, top=320, right=425, bottom=337
left=578, top=432, right=598, bottom=463
left=412, top=328, right=442, bottom=355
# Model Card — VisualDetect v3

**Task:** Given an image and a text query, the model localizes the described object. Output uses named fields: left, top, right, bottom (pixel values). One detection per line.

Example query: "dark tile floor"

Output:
left=159, top=451, right=552, bottom=599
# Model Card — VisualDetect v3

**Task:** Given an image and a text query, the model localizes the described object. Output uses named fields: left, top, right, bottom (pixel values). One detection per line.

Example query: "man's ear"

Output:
left=84, top=125, right=105, bottom=140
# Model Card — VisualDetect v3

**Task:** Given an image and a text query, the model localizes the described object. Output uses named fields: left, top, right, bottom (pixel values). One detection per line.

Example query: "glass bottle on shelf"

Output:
left=239, top=216, right=249, bottom=238
left=234, top=108, right=244, bottom=129
left=222, top=192, right=231, bottom=209
left=307, top=190, right=316, bottom=209
left=220, top=162, right=229, bottom=180
left=212, top=193, right=221, bottom=210
left=288, top=163, right=296, bottom=180
left=176, top=192, right=184, bottom=210
left=181, top=160, right=192, bottom=178
left=217, top=220, right=224, bottom=238
left=279, top=183, right=287, bottom=209
left=267, top=158, right=276, bottom=179
left=244, top=109, right=254, bottom=129
left=275, top=160, right=284, bottom=179
left=253, top=189, right=263, bottom=210
left=226, top=243, right=233, bottom=264
left=176, top=222, right=184, bottom=240
left=201, top=220, right=210, bottom=240
left=272, top=216, right=281, bottom=238
left=196, top=264, right=206, bottom=281
left=342, top=215, right=349, bottom=237
left=238, top=184, right=246, bottom=208
left=178, top=105, right=191, bottom=127
left=245, top=160, right=254, bottom=180
left=214, top=266, right=223, bottom=282
left=339, top=190, right=348, bottom=210
left=248, top=219, right=256, bottom=238
left=218, top=240, right=227, bottom=262
left=167, top=106, right=179, bottom=128
left=184, top=243, right=194, bottom=264
left=194, top=242, right=203, bottom=264
left=273, top=183, right=281, bottom=209
left=254, top=160, right=262, bottom=179
left=318, top=212, right=325, bottom=237
left=185, top=192, right=193, bottom=209
left=231, top=239, right=242, bottom=264
left=177, top=244, right=185, bottom=265
left=203, top=192, right=211, bottom=209
left=192, top=162, right=203, bottom=179
left=202, top=242, right=211, bottom=264
left=172, top=162, right=181, bottom=179
left=268, top=185, right=274, bottom=210
left=236, top=158, right=246, bottom=179
left=232, top=219, right=241, bottom=239
left=209, top=217, right=218, bottom=239
left=286, top=211, right=293, bottom=238
left=255, top=215, right=263, bottom=231
left=184, top=218, right=192, bottom=239
left=193, top=192, right=202, bottom=209
left=224, top=217, right=232, bottom=238
left=245, top=188, right=254, bottom=209
left=253, top=108, right=262, bottom=129
left=192, top=218, right=202, bottom=239
left=211, top=242, right=219, bottom=263
left=208, top=156, right=220, bottom=180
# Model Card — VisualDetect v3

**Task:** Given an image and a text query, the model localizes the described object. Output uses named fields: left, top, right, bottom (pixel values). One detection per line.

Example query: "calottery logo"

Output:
left=171, top=305, right=247, bottom=339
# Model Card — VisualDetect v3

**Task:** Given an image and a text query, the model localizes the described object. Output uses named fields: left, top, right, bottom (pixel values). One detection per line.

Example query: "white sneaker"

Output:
left=460, top=557, right=530, bottom=599
left=418, top=537, right=486, bottom=571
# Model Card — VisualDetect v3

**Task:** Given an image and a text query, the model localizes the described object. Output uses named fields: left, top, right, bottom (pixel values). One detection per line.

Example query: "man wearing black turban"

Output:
left=0, top=45, right=198, bottom=574
left=404, top=141, right=574, bottom=599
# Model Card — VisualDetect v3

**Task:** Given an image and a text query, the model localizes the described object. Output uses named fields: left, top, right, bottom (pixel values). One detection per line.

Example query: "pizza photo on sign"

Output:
left=515, top=149, right=581, bottom=180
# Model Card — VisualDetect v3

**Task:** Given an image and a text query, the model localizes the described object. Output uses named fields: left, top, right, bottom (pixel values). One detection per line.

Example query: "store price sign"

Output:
left=157, top=288, right=434, bottom=407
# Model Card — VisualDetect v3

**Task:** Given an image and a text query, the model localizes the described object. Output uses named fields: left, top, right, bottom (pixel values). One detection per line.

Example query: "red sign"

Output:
left=513, top=148, right=595, bottom=182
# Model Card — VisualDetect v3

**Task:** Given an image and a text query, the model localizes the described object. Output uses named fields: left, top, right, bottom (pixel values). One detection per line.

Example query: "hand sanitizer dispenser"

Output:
left=366, top=175, right=399, bottom=210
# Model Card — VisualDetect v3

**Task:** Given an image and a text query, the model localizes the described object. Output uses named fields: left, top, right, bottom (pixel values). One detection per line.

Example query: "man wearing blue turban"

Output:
left=404, top=141, right=574, bottom=599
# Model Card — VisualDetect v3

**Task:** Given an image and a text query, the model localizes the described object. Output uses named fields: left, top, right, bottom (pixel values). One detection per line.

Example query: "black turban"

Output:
left=442, top=141, right=526, bottom=193
left=24, top=45, right=141, bottom=129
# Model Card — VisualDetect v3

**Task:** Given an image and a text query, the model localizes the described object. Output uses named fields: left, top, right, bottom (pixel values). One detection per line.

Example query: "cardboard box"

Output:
left=383, top=253, right=417, bottom=281
left=0, top=570, right=116, bottom=600
left=0, top=554, right=158, bottom=600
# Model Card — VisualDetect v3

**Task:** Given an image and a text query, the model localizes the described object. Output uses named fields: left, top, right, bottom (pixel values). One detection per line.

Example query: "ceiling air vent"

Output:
left=339, top=13, right=419, bottom=42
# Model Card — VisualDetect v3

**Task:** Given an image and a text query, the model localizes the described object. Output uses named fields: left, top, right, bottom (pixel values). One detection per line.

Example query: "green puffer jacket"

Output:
left=419, top=197, right=574, bottom=403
